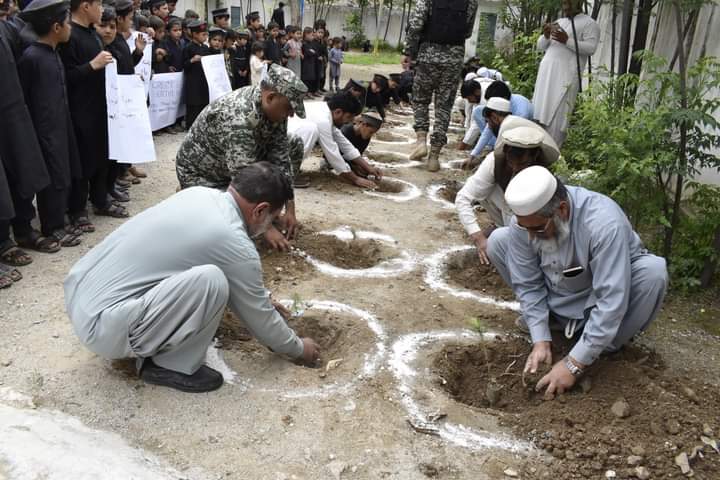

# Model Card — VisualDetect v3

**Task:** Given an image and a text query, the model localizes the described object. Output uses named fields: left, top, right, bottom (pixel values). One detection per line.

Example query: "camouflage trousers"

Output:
left=412, top=60, right=463, bottom=147
left=288, top=133, right=304, bottom=181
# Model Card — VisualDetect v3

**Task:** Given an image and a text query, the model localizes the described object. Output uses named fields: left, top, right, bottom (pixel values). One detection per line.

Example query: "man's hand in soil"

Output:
left=524, top=341, right=552, bottom=374
left=461, top=156, right=478, bottom=171
left=536, top=359, right=577, bottom=398
left=470, top=231, right=490, bottom=265
left=300, top=337, right=321, bottom=366
left=264, top=225, right=291, bottom=251
left=339, top=171, right=376, bottom=189
left=279, top=201, right=299, bottom=239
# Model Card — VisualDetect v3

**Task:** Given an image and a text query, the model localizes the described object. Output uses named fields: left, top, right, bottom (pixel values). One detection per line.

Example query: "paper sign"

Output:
left=105, top=61, right=156, bottom=164
left=127, top=32, right=153, bottom=96
left=149, top=72, right=185, bottom=131
left=201, top=54, right=232, bottom=103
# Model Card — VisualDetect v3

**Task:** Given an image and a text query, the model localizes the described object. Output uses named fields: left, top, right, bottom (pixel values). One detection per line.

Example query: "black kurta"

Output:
left=301, top=42, right=318, bottom=83
left=17, top=42, right=82, bottom=189
left=0, top=159, right=14, bottom=221
left=0, top=21, right=49, bottom=201
left=108, top=34, right=143, bottom=74
left=182, top=41, right=210, bottom=106
left=160, top=37, right=183, bottom=71
left=58, top=21, right=108, bottom=178
left=365, top=90, right=386, bottom=119
left=340, top=123, right=371, bottom=155
left=232, top=43, right=250, bottom=89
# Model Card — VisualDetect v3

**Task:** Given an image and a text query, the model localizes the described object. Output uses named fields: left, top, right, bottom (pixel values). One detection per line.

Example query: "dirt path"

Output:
left=1, top=74, right=719, bottom=479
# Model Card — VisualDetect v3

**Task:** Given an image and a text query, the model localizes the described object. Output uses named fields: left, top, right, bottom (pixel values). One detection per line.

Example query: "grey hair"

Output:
left=229, top=162, right=293, bottom=210
left=536, top=178, right=568, bottom=217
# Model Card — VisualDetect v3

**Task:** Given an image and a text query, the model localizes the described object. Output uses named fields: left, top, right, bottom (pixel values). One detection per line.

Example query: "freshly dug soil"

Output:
left=216, top=309, right=256, bottom=347
left=434, top=336, right=720, bottom=479
left=436, top=180, right=464, bottom=204
left=295, top=230, right=395, bottom=269
left=374, top=130, right=410, bottom=142
left=374, top=179, right=405, bottom=194
left=366, top=151, right=410, bottom=164
left=445, top=249, right=514, bottom=301
left=259, top=246, right=312, bottom=285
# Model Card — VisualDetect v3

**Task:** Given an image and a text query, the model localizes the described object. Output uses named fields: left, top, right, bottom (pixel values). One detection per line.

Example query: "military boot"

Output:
left=427, top=145, right=441, bottom=172
left=409, top=131, right=428, bottom=160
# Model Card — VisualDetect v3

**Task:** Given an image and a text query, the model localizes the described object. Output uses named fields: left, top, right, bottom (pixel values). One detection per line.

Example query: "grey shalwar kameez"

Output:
left=64, top=187, right=303, bottom=374
left=487, top=186, right=668, bottom=366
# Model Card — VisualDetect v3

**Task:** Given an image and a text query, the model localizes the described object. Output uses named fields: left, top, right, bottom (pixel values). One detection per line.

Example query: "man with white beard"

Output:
left=65, top=163, right=320, bottom=393
left=486, top=166, right=668, bottom=397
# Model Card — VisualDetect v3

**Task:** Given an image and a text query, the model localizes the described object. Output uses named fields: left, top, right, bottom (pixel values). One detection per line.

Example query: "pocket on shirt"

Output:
left=559, top=267, right=592, bottom=293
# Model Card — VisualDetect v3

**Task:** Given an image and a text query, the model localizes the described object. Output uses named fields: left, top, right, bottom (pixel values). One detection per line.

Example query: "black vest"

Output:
left=422, top=0, right=468, bottom=46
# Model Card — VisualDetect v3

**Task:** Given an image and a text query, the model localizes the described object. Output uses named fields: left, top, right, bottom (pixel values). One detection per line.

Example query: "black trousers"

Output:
left=0, top=191, right=34, bottom=244
left=68, top=163, right=110, bottom=216
left=185, top=104, right=206, bottom=130
left=37, top=185, right=68, bottom=235
left=107, top=161, right=129, bottom=190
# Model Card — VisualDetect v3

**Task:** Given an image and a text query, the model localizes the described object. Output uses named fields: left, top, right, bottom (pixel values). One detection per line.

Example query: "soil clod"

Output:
left=444, top=249, right=514, bottom=301
left=373, top=179, right=405, bottom=194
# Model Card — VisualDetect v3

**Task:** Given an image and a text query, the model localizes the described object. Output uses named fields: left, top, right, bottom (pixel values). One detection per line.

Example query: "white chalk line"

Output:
left=260, top=300, right=388, bottom=399
left=424, top=245, right=520, bottom=311
left=204, top=339, right=245, bottom=387
left=0, top=388, right=205, bottom=480
left=388, top=330, right=533, bottom=453
left=363, top=177, right=423, bottom=203
left=426, top=184, right=457, bottom=210
left=292, top=226, right=418, bottom=279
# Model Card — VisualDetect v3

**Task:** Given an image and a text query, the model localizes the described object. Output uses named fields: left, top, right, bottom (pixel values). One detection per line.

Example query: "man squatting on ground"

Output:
left=175, top=64, right=307, bottom=252
left=485, top=166, right=668, bottom=395
left=65, top=163, right=321, bottom=393
left=403, top=0, right=478, bottom=172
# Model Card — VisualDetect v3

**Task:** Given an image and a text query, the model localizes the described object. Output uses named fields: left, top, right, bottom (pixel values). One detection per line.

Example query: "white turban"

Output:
left=505, top=166, right=558, bottom=216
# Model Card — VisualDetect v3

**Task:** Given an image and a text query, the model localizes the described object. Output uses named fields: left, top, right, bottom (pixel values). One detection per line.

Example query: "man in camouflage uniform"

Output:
left=404, top=0, right=478, bottom=171
left=176, top=64, right=307, bottom=251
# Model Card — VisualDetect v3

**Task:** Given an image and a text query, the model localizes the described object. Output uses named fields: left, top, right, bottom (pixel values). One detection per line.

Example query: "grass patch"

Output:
left=344, top=50, right=402, bottom=66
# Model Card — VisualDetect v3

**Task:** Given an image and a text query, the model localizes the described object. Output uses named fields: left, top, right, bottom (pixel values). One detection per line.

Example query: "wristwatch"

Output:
left=564, top=356, right=584, bottom=377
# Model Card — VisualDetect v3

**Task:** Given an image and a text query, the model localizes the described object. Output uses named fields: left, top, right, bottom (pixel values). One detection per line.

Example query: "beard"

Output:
left=490, top=122, right=500, bottom=136
left=249, top=212, right=275, bottom=239
left=531, top=215, right=571, bottom=254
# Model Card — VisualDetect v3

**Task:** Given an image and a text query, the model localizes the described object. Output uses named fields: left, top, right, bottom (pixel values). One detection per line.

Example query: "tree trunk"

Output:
left=617, top=0, right=634, bottom=75
left=628, top=0, right=653, bottom=75
left=700, top=226, right=720, bottom=288
left=611, top=0, right=617, bottom=79
left=397, top=0, right=407, bottom=45
left=289, top=0, right=302, bottom=26
left=664, top=0, right=689, bottom=261
left=384, top=0, right=394, bottom=41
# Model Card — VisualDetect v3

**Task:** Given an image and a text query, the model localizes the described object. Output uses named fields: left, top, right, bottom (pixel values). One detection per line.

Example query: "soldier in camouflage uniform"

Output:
left=176, top=64, right=307, bottom=250
left=404, top=0, right=478, bottom=171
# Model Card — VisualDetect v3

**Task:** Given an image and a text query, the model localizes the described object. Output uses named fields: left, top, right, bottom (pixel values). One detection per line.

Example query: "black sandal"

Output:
left=15, top=229, right=61, bottom=254
left=50, top=229, right=82, bottom=247
left=70, top=215, right=96, bottom=233
left=0, top=244, right=33, bottom=266
left=0, top=265, right=13, bottom=289
left=94, top=203, right=129, bottom=218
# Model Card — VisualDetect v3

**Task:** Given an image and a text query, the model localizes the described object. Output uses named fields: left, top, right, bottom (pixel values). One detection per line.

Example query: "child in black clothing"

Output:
left=223, top=29, right=236, bottom=82
left=208, top=26, right=224, bottom=54
left=232, top=30, right=250, bottom=89
left=150, top=15, right=171, bottom=73
left=264, top=21, right=281, bottom=64
left=162, top=17, right=183, bottom=72
left=182, top=19, right=210, bottom=129
left=300, top=27, right=317, bottom=95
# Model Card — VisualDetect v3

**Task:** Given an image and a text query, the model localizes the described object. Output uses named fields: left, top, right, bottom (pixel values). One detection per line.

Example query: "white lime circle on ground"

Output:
left=363, top=177, right=422, bottom=203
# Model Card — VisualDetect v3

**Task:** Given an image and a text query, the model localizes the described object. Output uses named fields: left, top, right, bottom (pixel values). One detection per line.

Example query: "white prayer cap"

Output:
left=476, top=66, right=489, bottom=78
left=493, top=71, right=504, bottom=81
left=494, top=116, right=560, bottom=165
left=464, top=72, right=478, bottom=81
left=482, top=97, right=511, bottom=116
left=505, top=166, right=558, bottom=216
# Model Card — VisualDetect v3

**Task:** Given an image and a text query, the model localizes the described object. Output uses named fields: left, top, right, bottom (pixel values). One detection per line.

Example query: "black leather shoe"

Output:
left=140, top=359, right=224, bottom=393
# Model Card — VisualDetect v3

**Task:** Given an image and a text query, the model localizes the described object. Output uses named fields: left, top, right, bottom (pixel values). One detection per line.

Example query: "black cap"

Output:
left=346, top=78, right=366, bottom=92
left=148, top=0, right=166, bottom=8
left=208, top=26, right=225, bottom=37
left=20, top=0, right=69, bottom=23
left=389, top=73, right=401, bottom=82
left=188, top=19, right=206, bottom=32
left=114, top=0, right=132, bottom=14
left=246, top=10, right=259, bottom=20
left=211, top=7, right=228, bottom=17
left=100, top=5, right=116, bottom=22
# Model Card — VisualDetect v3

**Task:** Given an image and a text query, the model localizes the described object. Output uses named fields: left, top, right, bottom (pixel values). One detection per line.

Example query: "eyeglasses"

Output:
left=514, top=217, right=552, bottom=235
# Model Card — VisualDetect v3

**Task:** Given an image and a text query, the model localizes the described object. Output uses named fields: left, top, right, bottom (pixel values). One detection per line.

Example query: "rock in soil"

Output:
left=611, top=399, right=631, bottom=418
left=444, top=249, right=514, bottom=301
left=634, top=466, right=651, bottom=480
left=373, top=179, right=405, bottom=194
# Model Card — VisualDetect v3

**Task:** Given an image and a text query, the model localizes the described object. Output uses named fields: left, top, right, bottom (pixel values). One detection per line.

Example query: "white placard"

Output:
left=201, top=54, right=231, bottom=103
left=127, top=31, right=153, bottom=96
left=105, top=61, right=156, bottom=164
left=149, top=72, right=185, bottom=131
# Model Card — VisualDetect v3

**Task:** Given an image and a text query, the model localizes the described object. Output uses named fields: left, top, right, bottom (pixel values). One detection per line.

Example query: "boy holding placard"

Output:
left=182, top=19, right=209, bottom=129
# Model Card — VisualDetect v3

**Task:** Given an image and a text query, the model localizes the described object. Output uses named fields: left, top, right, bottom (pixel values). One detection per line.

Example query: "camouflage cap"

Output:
left=262, top=64, right=308, bottom=118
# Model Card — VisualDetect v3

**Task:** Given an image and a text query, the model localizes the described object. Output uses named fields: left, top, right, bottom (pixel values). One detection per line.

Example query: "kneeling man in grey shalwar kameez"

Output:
left=64, top=163, right=320, bottom=393
left=487, top=166, right=668, bottom=398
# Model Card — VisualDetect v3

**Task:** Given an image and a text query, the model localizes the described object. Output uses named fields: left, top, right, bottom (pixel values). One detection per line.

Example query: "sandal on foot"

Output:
left=16, top=230, right=61, bottom=254
left=129, top=166, right=147, bottom=178
left=109, top=189, right=130, bottom=203
left=116, top=178, right=132, bottom=188
left=50, top=228, right=82, bottom=247
left=0, top=265, right=13, bottom=289
left=0, top=245, right=34, bottom=266
left=65, top=224, right=83, bottom=236
left=94, top=203, right=129, bottom=218
left=70, top=216, right=95, bottom=233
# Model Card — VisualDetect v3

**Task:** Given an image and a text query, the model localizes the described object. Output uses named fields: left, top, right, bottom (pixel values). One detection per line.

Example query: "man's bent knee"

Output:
left=486, top=227, right=510, bottom=262
left=633, top=255, right=668, bottom=295
left=192, top=264, right=230, bottom=303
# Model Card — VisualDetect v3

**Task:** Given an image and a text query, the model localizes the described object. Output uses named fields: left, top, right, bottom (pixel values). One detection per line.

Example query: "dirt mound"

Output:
left=259, top=246, right=312, bottom=285
left=295, top=230, right=395, bottom=269
left=434, top=336, right=720, bottom=479
left=445, top=249, right=514, bottom=301
left=288, top=314, right=345, bottom=363
left=366, top=151, right=409, bottom=164
left=436, top=180, right=464, bottom=204
left=374, top=179, right=405, bottom=194
left=374, top=131, right=410, bottom=142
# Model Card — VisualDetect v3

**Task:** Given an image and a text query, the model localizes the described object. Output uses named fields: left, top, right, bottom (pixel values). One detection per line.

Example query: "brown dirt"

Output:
left=366, top=150, right=410, bottom=164
left=374, top=179, right=405, bottom=193
left=445, top=249, right=514, bottom=301
left=294, top=229, right=395, bottom=269
left=374, top=130, right=410, bottom=142
left=435, top=180, right=464, bottom=204
left=434, top=335, right=720, bottom=479
left=258, top=246, right=312, bottom=286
